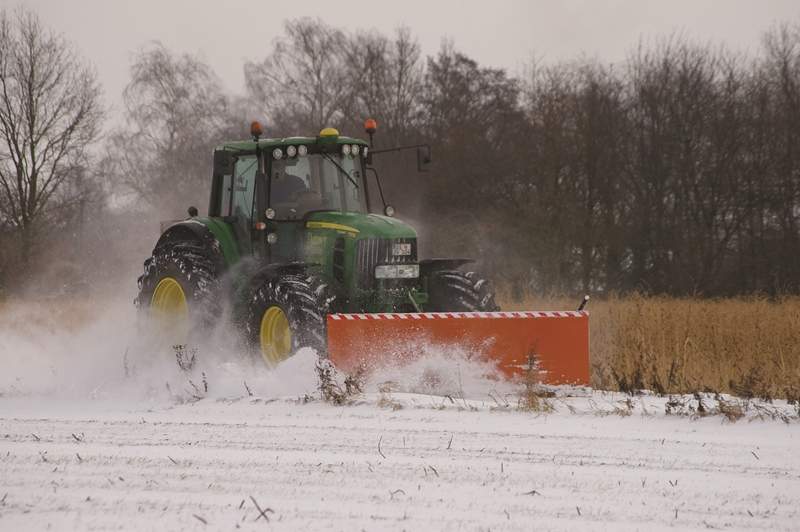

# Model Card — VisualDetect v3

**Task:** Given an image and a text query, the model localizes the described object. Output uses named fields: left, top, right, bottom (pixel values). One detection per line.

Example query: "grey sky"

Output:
left=14, top=0, right=800, bottom=115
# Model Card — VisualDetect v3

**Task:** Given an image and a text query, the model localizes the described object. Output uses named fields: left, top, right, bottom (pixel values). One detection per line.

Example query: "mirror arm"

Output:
left=367, top=167, right=387, bottom=211
left=370, top=143, right=429, bottom=155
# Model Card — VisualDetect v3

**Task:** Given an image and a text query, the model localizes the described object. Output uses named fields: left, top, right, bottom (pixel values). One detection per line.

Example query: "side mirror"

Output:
left=213, top=149, right=234, bottom=177
left=417, top=145, right=432, bottom=172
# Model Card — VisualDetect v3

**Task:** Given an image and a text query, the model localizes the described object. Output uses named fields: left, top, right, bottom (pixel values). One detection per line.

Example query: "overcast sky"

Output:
left=14, top=0, right=800, bottom=115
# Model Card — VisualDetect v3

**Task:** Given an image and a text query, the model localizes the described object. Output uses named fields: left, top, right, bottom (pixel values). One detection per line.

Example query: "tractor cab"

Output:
left=209, top=126, right=372, bottom=262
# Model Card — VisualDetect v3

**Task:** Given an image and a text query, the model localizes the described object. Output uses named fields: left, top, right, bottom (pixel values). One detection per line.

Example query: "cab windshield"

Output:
left=270, top=153, right=365, bottom=219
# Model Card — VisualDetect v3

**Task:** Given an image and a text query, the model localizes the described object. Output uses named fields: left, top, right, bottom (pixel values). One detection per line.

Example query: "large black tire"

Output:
left=426, top=270, right=500, bottom=312
left=245, top=273, right=331, bottom=366
left=136, top=240, right=222, bottom=339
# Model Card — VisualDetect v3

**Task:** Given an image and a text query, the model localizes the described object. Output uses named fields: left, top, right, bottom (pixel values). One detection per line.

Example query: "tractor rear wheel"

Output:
left=136, top=241, right=221, bottom=346
left=246, top=273, right=330, bottom=366
left=426, top=270, right=500, bottom=312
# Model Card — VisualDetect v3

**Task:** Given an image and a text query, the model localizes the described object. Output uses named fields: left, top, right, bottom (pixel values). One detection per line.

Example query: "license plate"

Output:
left=392, top=243, right=412, bottom=256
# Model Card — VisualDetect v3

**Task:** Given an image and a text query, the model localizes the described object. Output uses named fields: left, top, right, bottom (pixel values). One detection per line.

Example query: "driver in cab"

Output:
left=271, top=159, right=322, bottom=218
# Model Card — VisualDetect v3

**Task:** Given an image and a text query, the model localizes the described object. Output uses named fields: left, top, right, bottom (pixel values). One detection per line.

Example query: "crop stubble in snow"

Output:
left=1, top=397, right=799, bottom=531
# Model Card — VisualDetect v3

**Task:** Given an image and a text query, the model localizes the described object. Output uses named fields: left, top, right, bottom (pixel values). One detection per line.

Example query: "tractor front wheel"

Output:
left=246, top=274, right=330, bottom=366
left=426, top=270, right=500, bottom=312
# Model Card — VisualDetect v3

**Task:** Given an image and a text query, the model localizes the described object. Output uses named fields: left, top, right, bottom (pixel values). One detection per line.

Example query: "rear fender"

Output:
left=154, top=220, right=227, bottom=274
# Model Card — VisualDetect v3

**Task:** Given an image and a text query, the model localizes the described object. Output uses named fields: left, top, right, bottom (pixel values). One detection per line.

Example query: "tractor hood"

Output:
left=305, top=211, right=417, bottom=240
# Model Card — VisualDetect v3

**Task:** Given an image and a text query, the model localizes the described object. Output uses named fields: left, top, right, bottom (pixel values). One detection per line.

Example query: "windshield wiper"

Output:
left=321, top=153, right=359, bottom=189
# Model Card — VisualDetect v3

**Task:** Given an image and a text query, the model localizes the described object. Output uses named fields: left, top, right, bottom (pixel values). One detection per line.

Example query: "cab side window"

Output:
left=231, top=156, right=257, bottom=220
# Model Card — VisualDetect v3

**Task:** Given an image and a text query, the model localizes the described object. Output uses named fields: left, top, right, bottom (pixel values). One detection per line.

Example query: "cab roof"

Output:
left=218, top=135, right=368, bottom=153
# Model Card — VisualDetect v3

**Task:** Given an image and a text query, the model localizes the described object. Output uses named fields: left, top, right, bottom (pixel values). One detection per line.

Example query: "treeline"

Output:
left=500, top=35, right=800, bottom=297
left=1, top=7, right=800, bottom=297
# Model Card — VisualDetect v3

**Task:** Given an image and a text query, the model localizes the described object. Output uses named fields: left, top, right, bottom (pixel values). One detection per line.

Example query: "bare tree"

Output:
left=418, top=44, right=526, bottom=272
left=0, top=7, right=102, bottom=267
left=244, top=18, right=349, bottom=133
left=342, top=27, right=423, bottom=143
left=759, top=23, right=800, bottom=292
left=105, top=43, right=233, bottom=215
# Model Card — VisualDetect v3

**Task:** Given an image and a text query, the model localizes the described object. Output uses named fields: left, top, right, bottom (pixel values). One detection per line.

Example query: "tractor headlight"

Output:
left=286, top=145, right=297, bottom=157
left=272, top=148, right=283, bottom=160
left=375, top=264, right=419, bottom=279
left=351, top=145, right=360, bottom=156
left=363, top=146, right=368, bottom=158
left=267, top=233, right=278, bottom=245
left=341, top=144, right=351, bottom=156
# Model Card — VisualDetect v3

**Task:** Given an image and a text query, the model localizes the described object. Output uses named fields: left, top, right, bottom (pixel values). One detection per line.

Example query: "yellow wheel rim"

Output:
left=260, top=306, right=292, bottom=365
left=150, top=277, right=189, bottom=342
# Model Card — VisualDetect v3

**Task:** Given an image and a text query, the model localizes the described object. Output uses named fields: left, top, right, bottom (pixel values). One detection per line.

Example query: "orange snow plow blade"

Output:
left=326, top=311, right=589, bottom=385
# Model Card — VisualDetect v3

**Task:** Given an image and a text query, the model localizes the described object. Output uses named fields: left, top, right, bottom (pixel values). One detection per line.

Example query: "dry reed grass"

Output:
left=516, top=355, right=555, bottom=413
left=501, top=294, right=800, bottom=400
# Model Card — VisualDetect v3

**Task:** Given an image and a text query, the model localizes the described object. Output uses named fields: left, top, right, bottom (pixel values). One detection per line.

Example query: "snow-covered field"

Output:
left=2, top=392, right=799, bottom=531
left=1, top=300, right=799, bottom=530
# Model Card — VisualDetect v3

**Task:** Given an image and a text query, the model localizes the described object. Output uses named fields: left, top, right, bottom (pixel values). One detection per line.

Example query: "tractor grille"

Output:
left=355, top=237, right=417, bottom=289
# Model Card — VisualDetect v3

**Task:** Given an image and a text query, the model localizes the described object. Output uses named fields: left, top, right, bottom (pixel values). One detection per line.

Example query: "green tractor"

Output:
left=136, top=120, right=500, bottom=366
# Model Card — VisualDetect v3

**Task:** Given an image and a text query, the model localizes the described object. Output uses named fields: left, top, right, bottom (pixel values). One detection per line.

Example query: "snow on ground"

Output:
left=1, top=299, right=799, bottom=530
left=1, top=392, right=799, bottom=531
